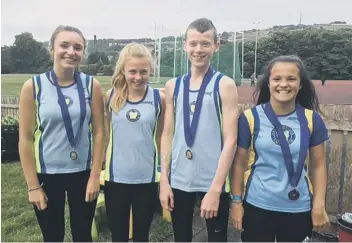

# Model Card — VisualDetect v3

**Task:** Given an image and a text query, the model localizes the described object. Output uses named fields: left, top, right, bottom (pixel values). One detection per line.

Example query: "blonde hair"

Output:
left=110, top=43, right=153, bottom=112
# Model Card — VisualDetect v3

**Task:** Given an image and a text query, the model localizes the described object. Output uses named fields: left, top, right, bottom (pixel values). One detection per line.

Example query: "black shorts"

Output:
left=241, top=201, right=313, bottom=242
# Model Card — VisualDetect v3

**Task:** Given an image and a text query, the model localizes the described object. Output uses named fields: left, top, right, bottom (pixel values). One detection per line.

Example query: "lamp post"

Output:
left=253, top=21, right=260, bottom=79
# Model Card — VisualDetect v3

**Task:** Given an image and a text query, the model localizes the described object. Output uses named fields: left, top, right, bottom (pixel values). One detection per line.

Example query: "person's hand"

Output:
left=312, top=206, right=330, bottom=231
left=200, top=190, right=220, bottom=219
left=85, top=177, right=100, bottom=202
left=230, top=202, right=244, bottom=231
left=159, top=180, right=174, bottom=211
left=29, top=188, right=48, bottom=210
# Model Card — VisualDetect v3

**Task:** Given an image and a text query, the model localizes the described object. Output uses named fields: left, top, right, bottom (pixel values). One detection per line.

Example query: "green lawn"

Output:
left=1, top=74, right=169, bottom=96
left=1, top=162, right=173, bottom=242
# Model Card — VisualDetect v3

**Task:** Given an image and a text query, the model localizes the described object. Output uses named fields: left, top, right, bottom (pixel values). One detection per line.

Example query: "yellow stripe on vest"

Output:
left=104, top=121, right=113, bottom=181
left=243, top=109, right=255, bottom=190
left=243, top=108, right=315, bottom=195
left=33, top=76, right=42, bottom=173
left=304, top=108, right=314, bottom=194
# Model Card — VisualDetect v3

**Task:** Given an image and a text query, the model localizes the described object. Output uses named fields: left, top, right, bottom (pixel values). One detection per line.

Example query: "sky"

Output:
left=1, top=0, right=352, bottom=45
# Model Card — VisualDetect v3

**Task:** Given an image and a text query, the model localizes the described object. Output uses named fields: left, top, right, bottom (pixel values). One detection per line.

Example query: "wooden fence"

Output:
left=1, top=97, right=351, bottom=215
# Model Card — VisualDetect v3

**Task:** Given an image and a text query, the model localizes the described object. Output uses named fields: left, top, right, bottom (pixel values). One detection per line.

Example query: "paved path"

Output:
left=164, top=208, right=241, bottom=242
left=164, top=208, right=338, bottom=242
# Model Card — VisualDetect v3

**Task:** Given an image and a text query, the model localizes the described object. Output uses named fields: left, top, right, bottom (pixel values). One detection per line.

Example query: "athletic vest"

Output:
left=33, top=72, right=93, bottom=174
left=105, top=86, right=162, bottom=184
left=170, top=71, right=231, bottom=193
left=242, top=105, right=314, bottom=212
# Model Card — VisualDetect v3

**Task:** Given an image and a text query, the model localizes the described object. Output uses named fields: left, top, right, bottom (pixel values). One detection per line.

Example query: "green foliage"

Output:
left=101, top=65, right=114, bottom=76
left=158, top=28, right=352, bottom=80
left=1, top=46, right=14, bottom=74
left=87, top=52, right=110, bottom=65
left=2, top=26, right=352, bottom=80
left=6, top=32, right=51, bottom=74
left=1, top=116, right=19, bottom=125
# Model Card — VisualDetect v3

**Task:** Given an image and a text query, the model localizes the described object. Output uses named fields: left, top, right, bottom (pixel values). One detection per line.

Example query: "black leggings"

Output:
left=242, top=201, right=313, bottom=242
left=170, top=188, right=230, bottom=242
left=104, top=181, right=158, bottom=242
left=34, top=170, right=97, bottom=242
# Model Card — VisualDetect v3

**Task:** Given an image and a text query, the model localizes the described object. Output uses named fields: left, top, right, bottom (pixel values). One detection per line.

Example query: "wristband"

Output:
left=230, top=194, right=242, bottom=202
left=28, top=182, right=44, bottom=192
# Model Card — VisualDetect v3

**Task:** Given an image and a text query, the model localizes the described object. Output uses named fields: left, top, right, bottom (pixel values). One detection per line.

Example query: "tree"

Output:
left=87, top=52, right=110, bottom=65
left=330, top=21, right=347, bottom=24
left=221, top=32, right=231, bottom=41
left=9, top=32, right=51, bottom=73
left=1, top=46, right=13, bottom=74
left=33, top=47, right=52, bottom=73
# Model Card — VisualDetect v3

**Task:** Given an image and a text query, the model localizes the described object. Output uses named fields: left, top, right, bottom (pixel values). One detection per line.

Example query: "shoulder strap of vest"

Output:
left=213, top=72, right=224, bottom=124
left=84, top=74, right=94, bottom=100
left=32, top=75, right=42, bottom=104
left=153, top=88, right=162, bottom=119
left=243, top=108, right=255, bottom=136
left=173, top=75, right=182, bottom=105
left=106, top=88, right=115, bottom=112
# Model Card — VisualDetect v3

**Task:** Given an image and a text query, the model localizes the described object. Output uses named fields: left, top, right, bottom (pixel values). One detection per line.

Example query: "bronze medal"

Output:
left=185, top=149, right=193, bottom=160
left=70, top=151, right=78, bottom=160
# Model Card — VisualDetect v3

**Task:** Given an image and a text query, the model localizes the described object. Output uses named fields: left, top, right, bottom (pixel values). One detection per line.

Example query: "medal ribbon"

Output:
left=50, top=70, right=86, bottom=149
left=263, top=102, right=310, bottom=188
left=183, top=67, right=214, bottom=148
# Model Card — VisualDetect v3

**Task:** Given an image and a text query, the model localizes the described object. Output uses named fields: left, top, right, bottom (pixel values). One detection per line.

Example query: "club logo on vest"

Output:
left=126, top=109, right=141, bottom=122
left=271, top=125, right=296, bottom=145
left=142, top=101, right=154, bottom=106
left=64, top=95, right=73, bottom=107
left=189, top=101, right=196, bottom=115
left=205, top=91, right=213, bottom=97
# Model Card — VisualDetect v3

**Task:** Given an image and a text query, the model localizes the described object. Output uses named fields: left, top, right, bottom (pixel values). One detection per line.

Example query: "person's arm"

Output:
left=19, top=79, right=47, bottom=210
left=201, top=76, right=238, bottom=218
left=159, top=79, right=175, bottom=184
left=309, top=112, right=330, bottom=230
left=156, top=90, right=166, bottom=152
left=231, top=148, right=248, bottom=198
left=310, top=144, right=327, bottom=208
left=159, top=79, right=176, bottom=211
left=231, top=114, right=251, bottom=199
left=230, top=113, right=251, bottom=230
left=209, top=76, right=239, bottom=193
left=85, top=78, right=105, bottom=202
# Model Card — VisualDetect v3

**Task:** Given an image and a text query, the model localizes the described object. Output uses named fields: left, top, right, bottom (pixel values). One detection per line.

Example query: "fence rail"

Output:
left=1, top=100, right=351, bottom=214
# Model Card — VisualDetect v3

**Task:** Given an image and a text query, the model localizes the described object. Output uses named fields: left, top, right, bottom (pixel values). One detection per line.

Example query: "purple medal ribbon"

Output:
left=263, top=102, right=310, bottom=193
left=183, top=67, right=214, bottom=148
left=50, top=70, right=86, bottom=151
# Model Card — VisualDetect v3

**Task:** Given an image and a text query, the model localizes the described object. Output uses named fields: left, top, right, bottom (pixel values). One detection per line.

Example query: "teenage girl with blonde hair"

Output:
left=104, top=43, right=165, bottom=242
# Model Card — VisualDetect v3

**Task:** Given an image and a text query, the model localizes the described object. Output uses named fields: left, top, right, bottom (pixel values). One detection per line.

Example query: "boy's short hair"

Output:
left=185, top=18, right=218, bottom=43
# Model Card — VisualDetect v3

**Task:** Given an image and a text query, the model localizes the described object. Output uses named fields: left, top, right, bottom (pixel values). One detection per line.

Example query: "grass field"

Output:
left=1, top=74, right=169, bottom=96
left=1, top=74, right=174, bottom=241
left=1, top=162, right=173, bottom=242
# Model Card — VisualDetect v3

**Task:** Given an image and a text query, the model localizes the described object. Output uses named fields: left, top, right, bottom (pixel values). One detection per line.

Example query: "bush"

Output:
left=1, top=116, right=20, bottom=162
